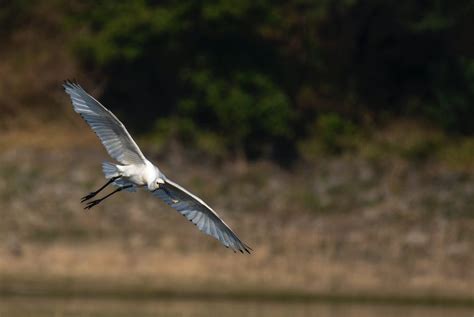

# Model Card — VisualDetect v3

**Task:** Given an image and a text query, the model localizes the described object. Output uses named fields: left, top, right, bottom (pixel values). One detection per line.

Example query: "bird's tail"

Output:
left=102, top=162, right=120, bottom=179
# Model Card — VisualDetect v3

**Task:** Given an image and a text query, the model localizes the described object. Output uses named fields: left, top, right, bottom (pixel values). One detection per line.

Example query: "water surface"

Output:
left=0, top=297, right=472, bottom=317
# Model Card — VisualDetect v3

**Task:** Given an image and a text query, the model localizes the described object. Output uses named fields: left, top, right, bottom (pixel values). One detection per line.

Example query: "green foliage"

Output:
left=438, top=138, right=474, bottom=171
left=73, top=1, right=191, bottom=65
left=60, top=0, right=474, bottom=159
left=359, top=121, right=448, bottom=163
left=398, top=132, right=445, bottom=162
left=179, top=70, right=292, bottom=152
left=299, top=113, right=361, bottom=158
left=317, top=114, right=358, bottom=153
left=427, top=58, right=474, bottom=134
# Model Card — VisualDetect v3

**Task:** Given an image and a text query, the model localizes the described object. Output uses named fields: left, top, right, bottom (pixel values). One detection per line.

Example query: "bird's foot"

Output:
left=81, top=192, right=97, bottom=203
left=84, top=199, right=102, bottom=210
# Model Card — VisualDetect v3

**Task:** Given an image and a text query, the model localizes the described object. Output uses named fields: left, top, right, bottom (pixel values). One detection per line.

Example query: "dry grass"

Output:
left=1, top=241, right=473, bottom=301
left=0, top=128, right=473, bottom=302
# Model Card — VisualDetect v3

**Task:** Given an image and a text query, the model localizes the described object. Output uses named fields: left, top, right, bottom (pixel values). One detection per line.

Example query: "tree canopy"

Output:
left=3, top=0, right=474, bottom=160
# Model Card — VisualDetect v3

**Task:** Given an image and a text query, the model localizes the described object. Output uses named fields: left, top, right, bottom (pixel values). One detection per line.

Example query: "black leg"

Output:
left=81, top=176, right=121, bottom=202
left=84, top=184, right=133, bottom=210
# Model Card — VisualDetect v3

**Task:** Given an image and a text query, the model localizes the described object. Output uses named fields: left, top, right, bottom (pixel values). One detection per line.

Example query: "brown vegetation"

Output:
left=0, top=129, right=473, bottom=302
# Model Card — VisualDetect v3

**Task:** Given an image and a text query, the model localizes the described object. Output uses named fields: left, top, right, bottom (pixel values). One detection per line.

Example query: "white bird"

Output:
left=63, top=81, right=251, bottom=253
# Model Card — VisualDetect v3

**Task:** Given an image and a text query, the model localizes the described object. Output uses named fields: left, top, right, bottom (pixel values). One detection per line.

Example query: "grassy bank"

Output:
left=0, top=128, right=473, bottom=305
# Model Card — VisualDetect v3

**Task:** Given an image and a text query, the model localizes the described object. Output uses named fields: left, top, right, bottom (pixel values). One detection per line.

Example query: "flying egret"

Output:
left=63, top=81, right=251, bottom=253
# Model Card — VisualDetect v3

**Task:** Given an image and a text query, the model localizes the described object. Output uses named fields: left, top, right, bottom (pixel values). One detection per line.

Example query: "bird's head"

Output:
left=148, top=177, right=165, bottom=191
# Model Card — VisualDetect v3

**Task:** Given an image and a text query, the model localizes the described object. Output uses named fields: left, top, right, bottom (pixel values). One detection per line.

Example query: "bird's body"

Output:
left=114, top=160, right=162, bottom=190
left=63, top=81, right=251, bottom=253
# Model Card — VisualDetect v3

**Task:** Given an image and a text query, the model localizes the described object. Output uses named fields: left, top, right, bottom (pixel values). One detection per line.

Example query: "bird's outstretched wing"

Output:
left=153, top=178, right=252, bottom=253
left=63, top=81, right=146, bottom=165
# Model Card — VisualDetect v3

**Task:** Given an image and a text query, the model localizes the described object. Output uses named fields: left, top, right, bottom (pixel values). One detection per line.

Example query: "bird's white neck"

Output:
left=144, top=160, right=163, bottom=191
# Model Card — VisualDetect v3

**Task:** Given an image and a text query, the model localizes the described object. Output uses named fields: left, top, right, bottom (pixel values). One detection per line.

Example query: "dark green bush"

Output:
left=62, top=0, right=474, bottom=159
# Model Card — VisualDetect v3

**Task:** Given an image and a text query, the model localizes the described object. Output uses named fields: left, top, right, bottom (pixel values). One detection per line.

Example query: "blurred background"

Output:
left=1, top=1, right=473, bottom=316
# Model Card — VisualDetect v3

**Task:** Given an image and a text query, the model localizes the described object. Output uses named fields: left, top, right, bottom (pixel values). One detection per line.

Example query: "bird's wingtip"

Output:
left=62, top=79, right=80, bottom=91
left=233, top=242, right=252, bottom=255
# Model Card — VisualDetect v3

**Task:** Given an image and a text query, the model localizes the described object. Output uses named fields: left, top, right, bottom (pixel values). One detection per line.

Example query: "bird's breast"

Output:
left=118, top=164, right=151, bottom=186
